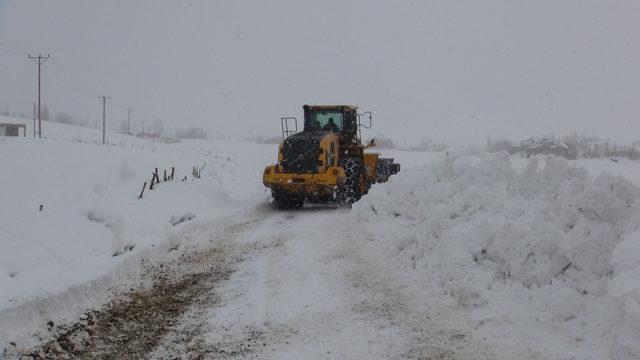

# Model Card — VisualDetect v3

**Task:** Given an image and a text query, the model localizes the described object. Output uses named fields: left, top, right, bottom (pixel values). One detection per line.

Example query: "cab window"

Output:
left=314, top=111, right=343, bottom=131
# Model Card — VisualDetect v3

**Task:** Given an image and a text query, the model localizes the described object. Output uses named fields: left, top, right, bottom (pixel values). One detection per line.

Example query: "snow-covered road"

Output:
left=151, top=206, right=496, bottom=359
left=18, top=205, right=502, bottom=359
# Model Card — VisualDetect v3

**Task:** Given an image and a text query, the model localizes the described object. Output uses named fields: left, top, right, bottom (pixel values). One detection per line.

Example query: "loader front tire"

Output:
left=273, top=191, right=304, bottom=210
left=337, top=157, right=364, bottom=205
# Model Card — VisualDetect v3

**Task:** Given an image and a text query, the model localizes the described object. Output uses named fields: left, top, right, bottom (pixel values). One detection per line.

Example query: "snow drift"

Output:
left=353, top=151, right=640, bottom=359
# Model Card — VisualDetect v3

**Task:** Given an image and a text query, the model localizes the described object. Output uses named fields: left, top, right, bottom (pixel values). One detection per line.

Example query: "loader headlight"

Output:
left=332, top=169, right=339, bottom=176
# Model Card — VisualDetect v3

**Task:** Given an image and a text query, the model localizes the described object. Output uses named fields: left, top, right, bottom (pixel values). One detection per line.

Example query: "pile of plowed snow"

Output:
left=353, top=151, right=640, bottom=359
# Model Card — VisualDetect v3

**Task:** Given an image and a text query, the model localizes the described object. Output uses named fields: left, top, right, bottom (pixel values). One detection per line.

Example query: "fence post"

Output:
left=138, top=182, right=147, bottom=199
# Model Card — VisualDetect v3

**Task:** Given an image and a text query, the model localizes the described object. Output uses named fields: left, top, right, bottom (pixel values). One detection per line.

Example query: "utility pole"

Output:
left=125, top=107, right=133, bottom=135
left=139, top=120, right=145, bottom=136
left=28, top=54, right=50, bottom=139
left=98, top=96, right=110, bottom=144
left=32, top=102, right=36, bottom=138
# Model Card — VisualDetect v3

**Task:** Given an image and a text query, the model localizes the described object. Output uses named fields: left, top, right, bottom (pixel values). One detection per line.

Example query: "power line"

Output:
left=48, top=60, right=97, bottom=100
left=28, top=53, right=50, bottom=139
left=48, top=60, right=130, bottom=119
left=98, top=95, right=111, bottom=144
left=0, top=41, right=28, bottom=56
left=0, top=46, right=24, bottom=56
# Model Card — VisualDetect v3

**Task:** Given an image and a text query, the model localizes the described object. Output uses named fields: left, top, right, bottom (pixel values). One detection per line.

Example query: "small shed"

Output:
left=517, top=137, right=575, bottom=159
left=0, top=123, right=27, bottom=137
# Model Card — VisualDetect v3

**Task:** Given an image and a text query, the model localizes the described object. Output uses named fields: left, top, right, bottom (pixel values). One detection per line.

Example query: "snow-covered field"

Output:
left=0, top=116, right=277, bottom=351
left=2, top=118, right=640, bottom=359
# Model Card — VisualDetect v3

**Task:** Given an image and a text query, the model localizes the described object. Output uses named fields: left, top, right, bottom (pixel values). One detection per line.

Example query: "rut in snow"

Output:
left=9, top=219, right=264, bottom=359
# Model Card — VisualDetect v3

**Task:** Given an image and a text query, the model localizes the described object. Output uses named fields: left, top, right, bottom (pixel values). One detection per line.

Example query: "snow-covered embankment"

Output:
left=0, top=118, right=276, bottom=352
left=352, top=151, right=640, bottom=359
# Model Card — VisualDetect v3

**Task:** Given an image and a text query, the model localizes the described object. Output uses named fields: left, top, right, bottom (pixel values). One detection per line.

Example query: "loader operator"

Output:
left=323, top=117, right=339, bottom=132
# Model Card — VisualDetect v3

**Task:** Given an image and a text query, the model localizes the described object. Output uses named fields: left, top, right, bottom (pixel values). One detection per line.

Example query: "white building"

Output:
left=0, top=123, right=26, bottom=137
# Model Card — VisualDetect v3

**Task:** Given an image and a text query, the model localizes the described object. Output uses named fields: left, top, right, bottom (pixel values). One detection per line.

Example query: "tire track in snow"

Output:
left=343, top=242, right=498, bottom=360
left=10, top=211, right=273, bottom=359
left=176, top=205, right=492, bottom=359
left=147, top=211, right=295, bottom=359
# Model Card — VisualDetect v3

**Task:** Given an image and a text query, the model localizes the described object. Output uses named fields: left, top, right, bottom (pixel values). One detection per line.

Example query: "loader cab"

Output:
left=303, top=105, right=358, bottom=140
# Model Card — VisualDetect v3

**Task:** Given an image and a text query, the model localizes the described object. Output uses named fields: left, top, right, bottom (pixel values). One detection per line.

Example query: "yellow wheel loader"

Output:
left=263, top=105, right=400, bottom=209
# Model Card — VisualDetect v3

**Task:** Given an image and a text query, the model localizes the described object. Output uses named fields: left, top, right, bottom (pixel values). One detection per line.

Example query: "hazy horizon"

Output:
left=1, top=0, right=639, bottom=145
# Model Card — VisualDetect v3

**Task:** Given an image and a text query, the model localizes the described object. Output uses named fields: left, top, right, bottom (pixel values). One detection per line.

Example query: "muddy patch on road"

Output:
left=13, top=246, right=235, bottom=360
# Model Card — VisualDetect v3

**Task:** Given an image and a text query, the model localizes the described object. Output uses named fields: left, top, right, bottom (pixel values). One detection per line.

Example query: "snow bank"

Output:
left=0, top=118, right=276, bottom=352
left=353, top=151, right=640, bottom=359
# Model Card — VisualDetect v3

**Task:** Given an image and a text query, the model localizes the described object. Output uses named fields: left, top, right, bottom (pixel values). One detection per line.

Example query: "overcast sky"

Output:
left=1, top=0, right=639, bottom=145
